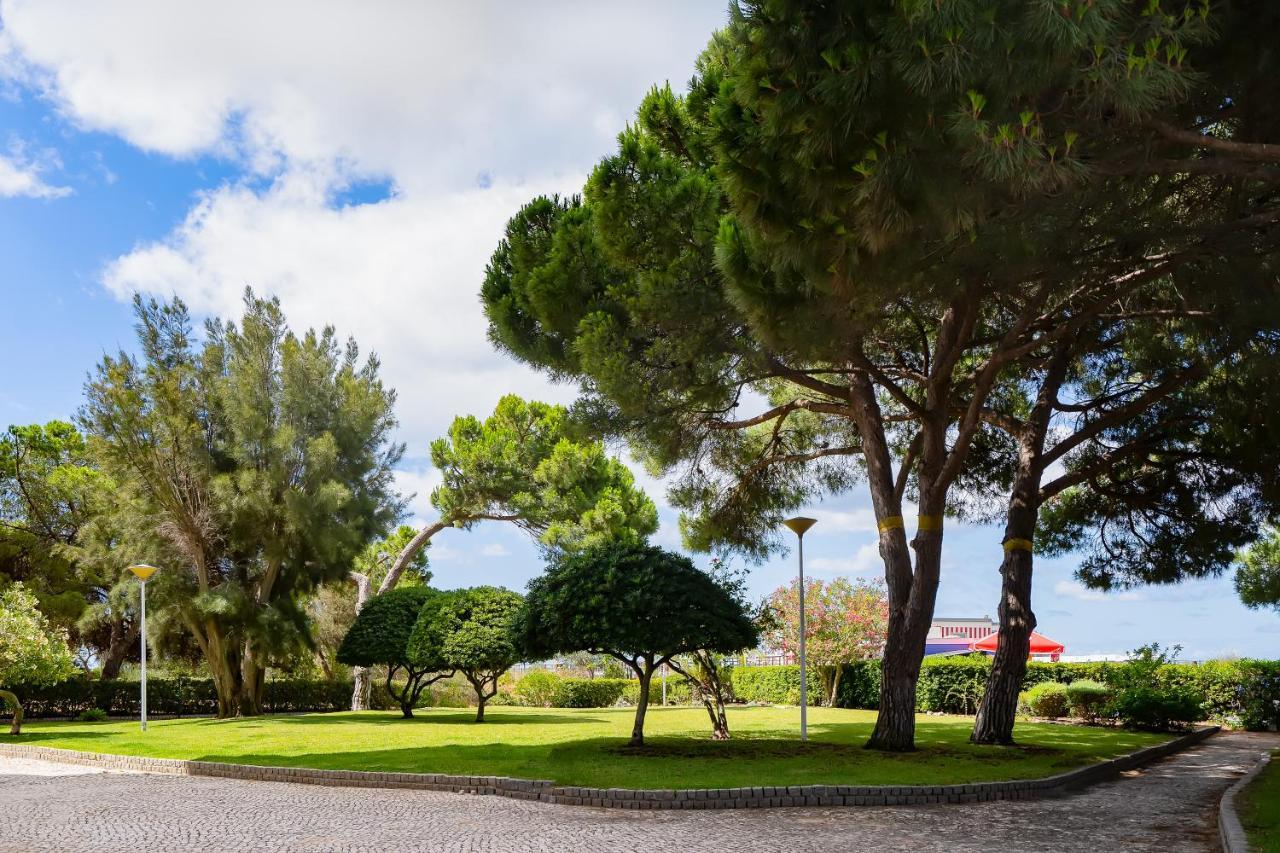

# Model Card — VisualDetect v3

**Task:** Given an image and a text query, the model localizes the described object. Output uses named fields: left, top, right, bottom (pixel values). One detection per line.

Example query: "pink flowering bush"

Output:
left=765, top=577, right=889, bottom=705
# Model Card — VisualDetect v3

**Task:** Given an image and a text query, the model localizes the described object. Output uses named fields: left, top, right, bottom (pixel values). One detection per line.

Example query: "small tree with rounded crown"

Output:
left=514, top=543, right=758, bottom=746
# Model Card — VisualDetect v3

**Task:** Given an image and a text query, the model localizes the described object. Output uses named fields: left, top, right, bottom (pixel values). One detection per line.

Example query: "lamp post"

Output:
left=783, top=516, right=816, bottom=741
left=126, top=565, right=159, bottom=731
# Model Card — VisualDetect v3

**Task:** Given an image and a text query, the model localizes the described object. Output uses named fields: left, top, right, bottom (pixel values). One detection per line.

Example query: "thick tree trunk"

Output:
left=98, top=616, right=138, bottom=681
left=629, top=666, right=653, bottom=747
left=205, top=625, right=242, bottom=718
left=239, top=641, right=266, bottom=717
left=971, top=347, right=1066, bottom=745
left=475, top=696, right=486, bottom=723
left=971, top=545, right=1035, bottom=744
left=348, top=571, right=373, bottom=711
left=0, top=689, right=23, bottom=735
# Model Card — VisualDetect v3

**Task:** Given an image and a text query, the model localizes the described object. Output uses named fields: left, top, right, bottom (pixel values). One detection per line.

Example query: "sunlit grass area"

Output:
left=1240, top=751, right=1280, bottom=853
left=2, top=706, right=1170, bottom=790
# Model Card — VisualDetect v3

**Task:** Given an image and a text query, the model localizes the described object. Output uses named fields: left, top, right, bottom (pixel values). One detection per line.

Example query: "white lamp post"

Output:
left=127, top=565, right=159, bottom=731
left=783, top=517, right=816, bottom=741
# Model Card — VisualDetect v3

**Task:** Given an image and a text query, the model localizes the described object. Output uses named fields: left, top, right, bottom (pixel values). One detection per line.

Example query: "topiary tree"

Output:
left=408, top=586, right=523, bottom=722
left=0, top=582, right=77, bottom=734
left=513, top=543, right=759, bottom=747
left=336, top=586, right=450, bottom=718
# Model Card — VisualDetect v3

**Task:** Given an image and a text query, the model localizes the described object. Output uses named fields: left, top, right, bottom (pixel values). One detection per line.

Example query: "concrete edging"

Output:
left=1220, top=748, right=1271, bottom=853
left=0, top=725, right=1219, bottom=810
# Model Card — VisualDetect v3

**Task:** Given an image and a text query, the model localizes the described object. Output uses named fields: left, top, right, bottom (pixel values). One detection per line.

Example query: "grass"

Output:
left=1, top=706, right=1170, bottom=790
left=1239, top=750, right=1280, bottom=853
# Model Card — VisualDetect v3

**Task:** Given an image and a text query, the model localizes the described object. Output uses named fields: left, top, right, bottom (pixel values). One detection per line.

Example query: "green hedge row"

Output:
left=553, top=678, right=628, bottom=708
left=730, top=658, right=1280, bottom=731
left=8, top=677, right=358, bottom=718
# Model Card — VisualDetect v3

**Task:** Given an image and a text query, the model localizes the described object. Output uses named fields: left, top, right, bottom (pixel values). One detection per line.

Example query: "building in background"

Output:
left=925, top=616, right=997, bottom=656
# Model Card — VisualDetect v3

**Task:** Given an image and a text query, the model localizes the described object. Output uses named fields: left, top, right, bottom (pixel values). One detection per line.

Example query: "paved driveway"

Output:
left=2, top=731, right=1274, bottom=852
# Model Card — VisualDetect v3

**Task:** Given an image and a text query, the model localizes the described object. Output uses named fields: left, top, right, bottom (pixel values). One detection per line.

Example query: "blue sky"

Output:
left=0, top=1, right=1273, bottom=660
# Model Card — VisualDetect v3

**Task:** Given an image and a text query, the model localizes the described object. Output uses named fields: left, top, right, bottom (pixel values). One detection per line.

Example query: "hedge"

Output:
left=553, top=678, right=627, bottom=708
left=729, top=658, right=1280, bottom=731
left=8, top=677, right=358, bottom=719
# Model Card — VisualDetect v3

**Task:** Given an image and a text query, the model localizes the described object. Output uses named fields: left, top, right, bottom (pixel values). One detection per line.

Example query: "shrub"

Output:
left=12, top=677, right=355, bottom=718
left=513, top=670, right=560, bottom=707
left=729, top=665, right=822, bottom=705
left=1020, top=682, right=1069, bottom=718
left=554, top=678, right=627, bottom=708
left=75, top=708, right=108, bottom=722
left=1112, top=687, right=1204, bottom=731
left=917, top=655, right=990, bottom=714
left=1066, top=679, right=1111, bottom=722
left=623, top=678, right=692, bottom=706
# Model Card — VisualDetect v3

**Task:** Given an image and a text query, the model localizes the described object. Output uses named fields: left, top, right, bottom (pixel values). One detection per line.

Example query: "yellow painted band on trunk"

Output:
left=1004, top=538, right=1034, bottom=552
left=916, top=515, right=944, bottom=531
left=876, top=516, right=904, bottom=533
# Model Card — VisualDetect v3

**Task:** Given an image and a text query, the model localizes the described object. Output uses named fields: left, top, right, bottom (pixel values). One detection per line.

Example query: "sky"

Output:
left=0, top=1, right=1273, bottom=661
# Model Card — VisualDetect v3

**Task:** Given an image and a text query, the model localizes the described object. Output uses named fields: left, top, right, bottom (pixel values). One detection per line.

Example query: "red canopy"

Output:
left=969, top=631, right=1065, bottom=656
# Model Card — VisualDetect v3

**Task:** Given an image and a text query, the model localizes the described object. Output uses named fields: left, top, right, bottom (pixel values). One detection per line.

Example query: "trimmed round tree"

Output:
left=337, top=586, right=450, bottom=718
left=514, top=543, right=758, bottom=746
left=408, top=586, right=523, bottom=722
left=0, top=583, right=77, bottom=734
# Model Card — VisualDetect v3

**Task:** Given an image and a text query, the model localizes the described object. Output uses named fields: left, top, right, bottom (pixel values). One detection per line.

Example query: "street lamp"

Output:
left=782, top=516, right=816, bottom=741
left=126, top=565, right=159, bottom=731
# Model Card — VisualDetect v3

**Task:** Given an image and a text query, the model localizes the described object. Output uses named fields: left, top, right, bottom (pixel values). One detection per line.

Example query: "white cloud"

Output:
left=391, top=463, right=443, bottom=526
left=810, top=503, right=920, bottom=533
left=479, top=543, right=511, bottom=558
left=0, top=1, right=726, bottom=451
left=0, top=150, right=69, bottom=198
left=807, top=544, right=881, bottom=578
left=0, top=1, right=725, bottom=191
left=1053, top=580, right=1144, bottom=603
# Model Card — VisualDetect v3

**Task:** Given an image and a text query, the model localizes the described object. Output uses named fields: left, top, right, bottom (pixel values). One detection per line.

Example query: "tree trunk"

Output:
left=671, top=654, right=730, bottom=740
left=348, top=570, right=373, bottom=711
left=0, top=689, right=23, bottom=735
left=828, top=665, right=843, bottom=707
left=866, top=510, right=943, bottom=751
left=970, top=545, right=1035, bottom=744
left=629, top=665, right=653, bottom=747
left=205, top=626, right=242, bottom=718
left=98, top=616, right=138, bottom=681
left=475, top=696, right=486, bottom=723
left=971, top=346, right=1066, bottom=745
left=239, top=639, right=267, bottom=716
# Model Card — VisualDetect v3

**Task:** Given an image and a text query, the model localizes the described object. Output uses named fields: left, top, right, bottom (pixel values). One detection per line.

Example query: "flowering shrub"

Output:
left=764, top=577, right=888, bottom=705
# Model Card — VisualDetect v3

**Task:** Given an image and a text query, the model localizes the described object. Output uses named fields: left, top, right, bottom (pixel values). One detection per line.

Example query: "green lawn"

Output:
left=2, top=706, right=1169, bottom=790
left=1240, top=751, right=1280, bottom=853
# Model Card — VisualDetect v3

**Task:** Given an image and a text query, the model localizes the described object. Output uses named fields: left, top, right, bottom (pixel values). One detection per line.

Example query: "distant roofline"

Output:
left=931, top=616, right=994, bottom=622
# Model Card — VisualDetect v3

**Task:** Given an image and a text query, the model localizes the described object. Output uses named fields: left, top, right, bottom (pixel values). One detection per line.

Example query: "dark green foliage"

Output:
left=1019, top=682, right=1069, bottom=719
left=11, top=676, right=356, bottom=719
left=337, top=587, right=436, bottom=669
left=554, top=678, right=627, bottom=708
left=515, top=542, right=759, bottom=744
left=515, top=543, right=759, bottom=665
left=1111, top=688, right=1204, bottom=731
left=338, top=586, right=447, bottom=718
left=731, top=657, right=1278, bottom=730
left=75, top=708, right=108, bottom=722
left=1237, top=528, right=1280, bottom=612
left=408, top=586, right=523, bottom=721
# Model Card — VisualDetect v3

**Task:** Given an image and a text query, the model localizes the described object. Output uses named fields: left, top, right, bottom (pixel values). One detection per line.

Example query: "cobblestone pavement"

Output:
left=2, top=731, right=1274, bottom=853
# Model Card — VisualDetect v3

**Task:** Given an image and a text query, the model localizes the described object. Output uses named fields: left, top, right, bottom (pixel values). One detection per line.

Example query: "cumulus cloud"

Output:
left=479, top=543, right=511, bottom=558
left=807, top=544, right=882, bottom=578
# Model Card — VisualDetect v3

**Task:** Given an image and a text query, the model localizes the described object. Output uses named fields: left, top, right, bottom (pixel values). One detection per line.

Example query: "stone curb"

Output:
left=1220, top=748, right=1271, bottom=853
left=0, top=725, right=1218, bottom=811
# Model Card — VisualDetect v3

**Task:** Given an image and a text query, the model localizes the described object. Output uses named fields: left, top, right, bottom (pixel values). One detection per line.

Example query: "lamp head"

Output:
left=783, top=516, right=817, bottom=537
left=127, top=564, right=159, bottom=582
